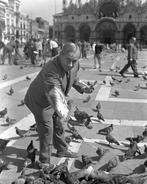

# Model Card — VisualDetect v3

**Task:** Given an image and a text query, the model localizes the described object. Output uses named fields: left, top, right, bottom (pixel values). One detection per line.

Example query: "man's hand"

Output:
left=83, top=87, right=94, bottom=94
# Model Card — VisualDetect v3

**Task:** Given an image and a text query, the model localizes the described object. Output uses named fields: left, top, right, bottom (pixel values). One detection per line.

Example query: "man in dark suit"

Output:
left=24, top=42, right=93, bottom=167
left=119, top=37, right=139, bottom=78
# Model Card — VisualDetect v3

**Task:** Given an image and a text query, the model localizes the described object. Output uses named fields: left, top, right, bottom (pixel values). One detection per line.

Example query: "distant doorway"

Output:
left=79, top=24, right=91, bottom=41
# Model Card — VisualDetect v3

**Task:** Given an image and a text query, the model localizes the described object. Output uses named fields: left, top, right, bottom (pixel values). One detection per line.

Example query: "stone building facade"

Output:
left=53, top=0, right=147, bottom=46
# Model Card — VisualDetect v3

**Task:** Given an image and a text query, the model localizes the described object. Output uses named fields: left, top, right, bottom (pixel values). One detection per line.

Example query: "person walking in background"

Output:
left=81, top=41, right=87, bottom=59
left=119, top=37, right=139, bottom=78
left=28, top=39, right=37, bottom=66
left=94, top=41, right=103, bottom=71
left=50, top=38, right=58, bottom=57
left=24, top=42, right=94, bottom=168
left=2, top=37, right=16, bottom=65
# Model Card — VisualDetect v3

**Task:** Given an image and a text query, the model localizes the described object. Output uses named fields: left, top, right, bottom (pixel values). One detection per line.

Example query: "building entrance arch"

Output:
left=123, top=23, right=136, bottom=44
left=95, top=19, right=117, bottom=44
left=140, top=25, right=147, bottom=46
left=64, top=25, right=76, bottom=42
left=79, top=24, right=91, bottom=41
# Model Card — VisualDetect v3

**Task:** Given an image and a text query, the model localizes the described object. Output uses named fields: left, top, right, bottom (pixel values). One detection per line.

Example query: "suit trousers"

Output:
left=120, top=59, right=138, bottom=76
left=34, top=109, right=68, bottom=163
left=25, top=92, right=68, bottom=163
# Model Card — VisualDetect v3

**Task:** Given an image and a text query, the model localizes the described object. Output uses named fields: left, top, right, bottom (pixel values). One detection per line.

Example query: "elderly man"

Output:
left=24, top=42, right=94, bottom=167
left=119, top=37, right=139, bottom=78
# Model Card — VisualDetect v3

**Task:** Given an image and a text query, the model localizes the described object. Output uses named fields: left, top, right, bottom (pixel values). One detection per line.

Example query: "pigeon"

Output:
left=0, top=158, right=8, bottom=173
left=87, top=80, right=97, bottom=90
left=5, top=116, right=16, bottom=125
left=25, top=140, right=37, bottom=166
left=83, top=95, right=91, bottom=103
left=142, top=65, right=147, bottom=69
left=96, top=102, right=101, bottom=111
left=134, top=84, right=140, bottom=91
left=26, top=76, right=31, bottom=81
left=19, top=66, right=23, bottom=69
left=124, top=78, right=130, bottom=83
left=106, top=133, right=120, bottom=145
left=17, top=100, right=25, bottom=106
left=102, top=80, right=106, bottom=84
left=142, top=74, right=147, bottom=80
left=65, top=136, right=72, bottom=144
left=81, top=155, right=93, bottom=167
left=0, top=138, right=10, bottom=154
left=107, top=156, right=119, bottom=172
left=126, top=135, right=144, bottom=144
left=142, top=128, right=147, bottom=137
left=96, top=147, right=109, bottom=157
left=97, top=110, right=105, bottom=122
left=70, top=128, right=83, bottom=140
left=0, top=108, right=7, bottom=118
left=15, top=127, right=29, bottom=137
left=7, top=86, right=14, bottom=96
left=124, top=141, right=141, bottom=159
left=109, top=81, right=114, bottom=86
left=98, top=124, right=113, bottom=135
left=2, top=74, right=7, bottom=80
left=84, top=116, right=93, bottom=129
left=112, top=90, right=119, bottom=97
left=74, top=106, right=90, bottom=124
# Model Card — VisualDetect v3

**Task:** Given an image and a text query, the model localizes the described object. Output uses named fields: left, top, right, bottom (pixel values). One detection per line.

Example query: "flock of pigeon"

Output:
left=0, top=88, right=147, bottom=183
left=0, top=53, right=147, bottom=183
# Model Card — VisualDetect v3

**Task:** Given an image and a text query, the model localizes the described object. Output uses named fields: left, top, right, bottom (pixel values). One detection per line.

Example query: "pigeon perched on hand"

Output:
left=0, top=108, right=7, bottom=118
left=98, top=124, right=113, bottom=135
left=106, top=133, right=120, bottom=145
left=15, top=127, right=29, bottom=137
left=0, top=138, right=10, bottom=154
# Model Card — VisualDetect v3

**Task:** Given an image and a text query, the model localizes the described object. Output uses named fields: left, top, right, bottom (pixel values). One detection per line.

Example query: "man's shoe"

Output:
left=56, top=150, right=78, bottom=158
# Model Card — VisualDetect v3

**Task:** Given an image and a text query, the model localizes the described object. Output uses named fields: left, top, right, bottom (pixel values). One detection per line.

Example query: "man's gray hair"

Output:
left=60, top=42, right=81, bottom=59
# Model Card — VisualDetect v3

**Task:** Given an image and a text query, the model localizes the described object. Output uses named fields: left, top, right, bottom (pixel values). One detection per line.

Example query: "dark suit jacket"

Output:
left=25, top=56, right=85, bottom=116
left=127, top=43, right=138, bottom=61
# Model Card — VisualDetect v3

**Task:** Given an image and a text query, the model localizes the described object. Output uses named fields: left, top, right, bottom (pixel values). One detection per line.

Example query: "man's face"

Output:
left=60, top=54, right=77, bottom=72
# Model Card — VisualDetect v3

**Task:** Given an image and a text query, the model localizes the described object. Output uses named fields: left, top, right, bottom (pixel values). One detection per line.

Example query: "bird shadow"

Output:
left=5, top=146, right=27, bottom=159
left=98, top=163, right=108, bottom=171
left=0, top=123, right=10, bottom=127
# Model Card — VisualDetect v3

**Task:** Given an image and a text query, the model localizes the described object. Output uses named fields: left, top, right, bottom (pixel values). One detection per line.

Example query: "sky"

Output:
left=21, top=0, right=63, bottom=25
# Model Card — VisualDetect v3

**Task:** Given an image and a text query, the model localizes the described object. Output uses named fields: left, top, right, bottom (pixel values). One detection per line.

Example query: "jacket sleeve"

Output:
left=44, top=74, right=69, bottom=120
